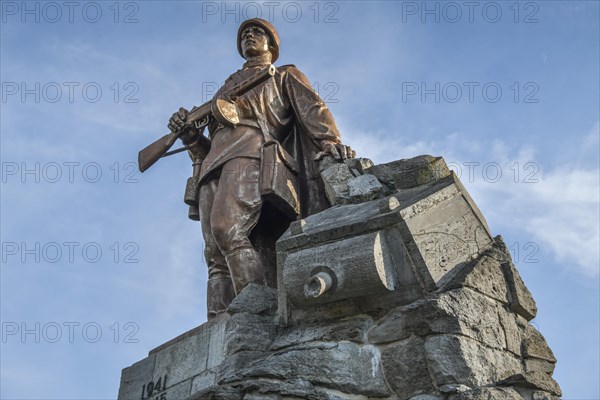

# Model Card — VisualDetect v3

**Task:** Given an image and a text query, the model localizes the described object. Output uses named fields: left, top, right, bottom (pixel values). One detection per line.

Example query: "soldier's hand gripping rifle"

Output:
left=137, top=64, right=277, bottom=172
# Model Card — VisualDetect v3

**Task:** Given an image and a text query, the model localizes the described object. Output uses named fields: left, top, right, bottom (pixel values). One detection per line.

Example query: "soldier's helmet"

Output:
left=237, top=18, right=280, bottom=63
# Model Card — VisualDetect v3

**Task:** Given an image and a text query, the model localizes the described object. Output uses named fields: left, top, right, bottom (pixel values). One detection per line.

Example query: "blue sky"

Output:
left=1, top=1, right=598, bottom=399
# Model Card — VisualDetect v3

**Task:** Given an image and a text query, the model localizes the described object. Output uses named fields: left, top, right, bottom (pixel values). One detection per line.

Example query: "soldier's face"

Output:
left=241, top=25, right=270, bottom=58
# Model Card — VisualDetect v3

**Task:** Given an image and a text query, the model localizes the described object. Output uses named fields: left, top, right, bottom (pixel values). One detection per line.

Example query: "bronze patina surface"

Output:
left=143, top=18, right=354, bottom=320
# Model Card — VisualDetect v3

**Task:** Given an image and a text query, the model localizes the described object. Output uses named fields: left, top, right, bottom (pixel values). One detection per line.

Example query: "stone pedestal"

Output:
left=118, top=155, right=561, bottom=400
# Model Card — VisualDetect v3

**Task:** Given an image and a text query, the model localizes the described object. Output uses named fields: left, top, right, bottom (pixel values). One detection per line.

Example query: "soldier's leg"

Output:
left=198, top=178, right=235, bottom=320
left=210, top=157, right=265, bottom=295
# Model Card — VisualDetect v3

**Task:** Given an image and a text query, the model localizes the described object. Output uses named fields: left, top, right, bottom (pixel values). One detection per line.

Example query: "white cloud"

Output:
left=342, top=123, right=600, bottom=277
left=479, top=167, right=599, bottom=277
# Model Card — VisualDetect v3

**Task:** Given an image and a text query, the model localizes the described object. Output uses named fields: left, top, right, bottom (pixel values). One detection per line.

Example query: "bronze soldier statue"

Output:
left=166, top=18, right=354, bottom=320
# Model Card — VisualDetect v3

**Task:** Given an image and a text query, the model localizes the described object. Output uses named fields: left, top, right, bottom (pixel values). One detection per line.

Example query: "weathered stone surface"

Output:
left=498, top=372, right=562, bottom=397
left=348, top=174, right=384, bottom=203
left=498, top=307, right=521, bottom=356
left=164, top=380, right=193, bottom=400
left=152, top=328, right=209, bottom=387
left=398, top=174, right=493, bottom=289
left=317, top=390, right=370, bottom=400
left=524, top=358, right=556, bottom=375
left=407, top=289, right=507, bottom=349
left=240, top=378, right=323, bottom=399
left=531, top=390, right=561, bottom=400
left=367, top=306, right=405, bottom=344
left=520, top=322, right=556, bottom=363
left=227, top=283, right=278, bottom=316
left=279, top=172, right=495, bottom=322
left=320, top=163, right=354, bottom=205
left=370, top=288, right=508, bottom=350
left=224, top=313, right=275, bottom=355
left=217, top=342, right=390, bottom=397
left=283, top=231, right=397, bottom=307
left=242, top=394, right=277, bottom=400
left=344, top=157, right=375, bottom=175
left=394, top=155, right=450, bottom=189
left=118, top=355, right=155, bottom=400
left=381, top=336, right=436, bottom=399
left=439, top=384, right=471, bottom=394
left=271, top=316, right=372, bottom=350
left=409, top=395, right=444, bottom=400
left=365, top=155, right=450, bottom=190
left=187, top=385, right=243, bottom=400
left=193, top=381, right=324, bottom=400
left=318, top=155, right=339, bottom=173
left=501, top=261, right=537, bottom=321
left=277, top=193, right=398, bottom=253
left=119, top=156, right=562, bottom=400
left=424, top=334, right=522, bottom=387
left=191, top=370, right=217, bottom=394
left=438, top=254, right=510, bottom=305
left=207, top=317, right=229, bottom=369
left=449, top=387, right=522, bottom=400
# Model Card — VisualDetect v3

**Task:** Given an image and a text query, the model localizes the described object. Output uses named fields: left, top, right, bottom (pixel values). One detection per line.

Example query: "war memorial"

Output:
left=119, top=18, right=561, bottom=400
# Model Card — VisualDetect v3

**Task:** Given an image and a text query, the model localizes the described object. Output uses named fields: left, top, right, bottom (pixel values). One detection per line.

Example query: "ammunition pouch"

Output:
left=184, top=176, right=199, bottom=206
left=259, top=141, right=300, bottom=219
left=185, top=175, right=200, bottom=221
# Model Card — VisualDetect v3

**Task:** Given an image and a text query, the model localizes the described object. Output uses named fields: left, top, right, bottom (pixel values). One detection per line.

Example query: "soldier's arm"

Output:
left=169, top=107, right=211, bottom=162
left=282, top=66, right=354, bottom=160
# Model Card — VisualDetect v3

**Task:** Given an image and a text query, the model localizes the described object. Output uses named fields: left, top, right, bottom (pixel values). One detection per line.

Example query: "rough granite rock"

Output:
left=520, top=322, right=556, bottom=363
left=501, top=261, right=538, bottom=321
left=531, top=391, right=561, bottom=400
left=381, top=335, right=436, bottom=398
left=271, top=316, right=372, bottom=350
left=369, top=288, right=513, bottom=351
left=449, top=387, right=523, bottom=400
left=227, top=284, right=278, bottom=316
left=498, top=372, right=562, bottom=397
left=408, top=289, right=506, bottom=349
left=365, top=155, right=450, bottom=190
left=320, top=163, right=354, bottom=205
left=240, top=378, right=324, bottom=399
left=437, top=252, right=510, bottom=305
left=224, top=313, right=275, bottom=355
left=344, top=157, right=375, bottom=175
left=424, top=334, right=522, bottom=387
left=439, top=384, right=471, bottom=394
left=217, top=342, right=390, bottom=397
left=118, top=156, right=561, bottom=400
left=347, top=174, right=384, bottom=203
left=187, top=385, right=243, bottom=400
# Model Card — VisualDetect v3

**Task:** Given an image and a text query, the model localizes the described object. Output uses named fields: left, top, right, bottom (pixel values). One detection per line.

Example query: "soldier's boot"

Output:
left=225, top=247, right=266, bottom=295
left=206, top=276, right=235, bottom=321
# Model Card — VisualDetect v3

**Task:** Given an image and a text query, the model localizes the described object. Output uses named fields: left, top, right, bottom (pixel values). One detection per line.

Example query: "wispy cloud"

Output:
left=343, top=122, right=600, bottom=277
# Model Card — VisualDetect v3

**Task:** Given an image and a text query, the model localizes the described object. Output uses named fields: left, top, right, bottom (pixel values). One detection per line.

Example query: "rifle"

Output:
left=138, top=64, right=277, bottom=172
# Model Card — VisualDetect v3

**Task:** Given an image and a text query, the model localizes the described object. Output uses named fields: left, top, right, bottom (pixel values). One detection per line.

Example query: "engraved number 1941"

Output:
left=141, top=375, right=167, bottom=400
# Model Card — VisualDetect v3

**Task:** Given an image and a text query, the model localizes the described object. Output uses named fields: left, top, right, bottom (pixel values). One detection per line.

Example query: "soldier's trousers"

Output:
left=198, top=157, right=265, bottom=316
